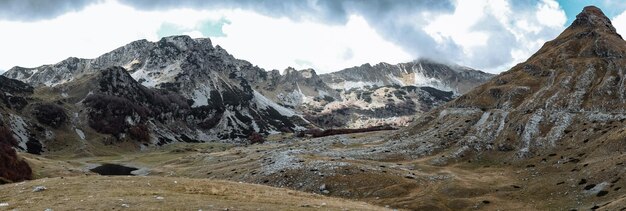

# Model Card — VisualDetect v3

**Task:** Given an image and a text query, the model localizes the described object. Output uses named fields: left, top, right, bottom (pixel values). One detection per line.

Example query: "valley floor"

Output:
left=2, top=131, right=625, bottom=210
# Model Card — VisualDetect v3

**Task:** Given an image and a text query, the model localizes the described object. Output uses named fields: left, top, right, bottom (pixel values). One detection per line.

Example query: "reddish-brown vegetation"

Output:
left=33, top=103, right=67, bottom=128
left=128, top=124, right=151, bottom=143
left=0, top=126, right=32, bottom=183
left=248, top=132, right=265, bottom=144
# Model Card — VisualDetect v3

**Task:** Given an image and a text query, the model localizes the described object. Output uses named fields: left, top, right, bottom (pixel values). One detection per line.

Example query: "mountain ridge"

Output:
left=3, top=35, right=491, bottom=130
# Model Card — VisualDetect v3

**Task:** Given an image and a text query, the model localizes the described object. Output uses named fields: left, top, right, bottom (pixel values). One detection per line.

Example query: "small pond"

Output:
left=90, top=164, right=138, bottom=176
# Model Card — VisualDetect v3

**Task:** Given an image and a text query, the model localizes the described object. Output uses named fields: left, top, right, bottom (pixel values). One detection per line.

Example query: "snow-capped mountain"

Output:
left=321, top=59, right=493, bottom=94
left=1, top=34, right=492, bottom=152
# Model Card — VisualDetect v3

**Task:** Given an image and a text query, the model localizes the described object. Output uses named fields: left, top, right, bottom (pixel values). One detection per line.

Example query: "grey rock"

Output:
left=32, top=186, right=47, bottom=192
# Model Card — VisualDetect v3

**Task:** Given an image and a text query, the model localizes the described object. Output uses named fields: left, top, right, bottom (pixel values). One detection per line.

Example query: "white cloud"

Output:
left=612, top=10, right=626, bottom=36
left=0, top=0, right=574, bottom=75
left=0, top=0, right=411, bottom=74
left=212, top=11, right=411, bottom=73
left=422, top=0, right=566, bottom=73
left=0, top=0, right=225, bottom=70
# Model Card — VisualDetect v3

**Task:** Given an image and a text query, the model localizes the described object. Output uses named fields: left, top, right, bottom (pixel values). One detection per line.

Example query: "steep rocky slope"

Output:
left=3, top=36, right=308, bottom=143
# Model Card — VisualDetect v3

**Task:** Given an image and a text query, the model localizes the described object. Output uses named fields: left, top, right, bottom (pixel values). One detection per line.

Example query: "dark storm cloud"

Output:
left=118, top=0, right=455, bottom=23
left=0, top=0, right=99, bottom=21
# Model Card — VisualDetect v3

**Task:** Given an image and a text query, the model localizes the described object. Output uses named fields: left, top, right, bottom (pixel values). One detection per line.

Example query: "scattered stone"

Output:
left=0, top=203, right=8, bottom=207
left=121, top=204, right=130, bottom=208
left=33, top=186, right=47, bottom=192
left=319, top=184, right=330, bottom=194
left=301, top=204, right=311, bottom=207
left=44, top=209, right=53, bottom=211
left=155, top=196, right=164, bottom=200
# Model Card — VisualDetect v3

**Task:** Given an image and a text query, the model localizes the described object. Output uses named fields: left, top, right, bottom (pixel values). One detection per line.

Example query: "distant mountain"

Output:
left=321, top=59, right=493, bottom=94
left=255, top=61, right=492, bottom=128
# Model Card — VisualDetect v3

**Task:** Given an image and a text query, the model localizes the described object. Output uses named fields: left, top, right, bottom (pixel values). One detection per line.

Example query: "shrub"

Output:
left=128, top=124, right=150, bottom=143
left=248, top=132, right=265, bottom=144
left=84, top=94, right=148, bottom=136
left=33, top=103, right=67, bottom=128
left=0, top=126, right=32, bottom=183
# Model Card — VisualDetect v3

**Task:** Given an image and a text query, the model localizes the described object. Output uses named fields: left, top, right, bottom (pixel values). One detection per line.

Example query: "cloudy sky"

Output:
left=0, top=0, right=625, bottom=74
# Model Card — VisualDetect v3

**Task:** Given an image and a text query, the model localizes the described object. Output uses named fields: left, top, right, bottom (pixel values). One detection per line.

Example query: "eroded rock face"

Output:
left=401, top=6, right=626, bottom=160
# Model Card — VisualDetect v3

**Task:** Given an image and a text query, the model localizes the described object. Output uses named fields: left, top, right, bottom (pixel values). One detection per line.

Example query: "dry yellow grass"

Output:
left=0, top=176, right=391, bottom=211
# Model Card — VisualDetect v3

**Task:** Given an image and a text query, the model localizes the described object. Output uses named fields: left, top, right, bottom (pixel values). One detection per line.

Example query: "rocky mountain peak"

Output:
left=157, top=35, right=211, bottom=51
left=570, top=6, right=616, bottom=32
left=528, top=6, right=625, bottom=62
left=282, top=67, right=318, bottom=79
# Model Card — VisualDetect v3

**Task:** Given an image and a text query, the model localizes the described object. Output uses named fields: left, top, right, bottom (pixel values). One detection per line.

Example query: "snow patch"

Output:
left=327, top=80, right=384, bottom=91
left=254, top=90, right=296, bottom=117
left=131, top=62, right=182, bottom=88
left=123, top=59, right=141, bottom=70
left=191, top=84, right=212, bottom=107
left=75, top=128, right=86, bottom=140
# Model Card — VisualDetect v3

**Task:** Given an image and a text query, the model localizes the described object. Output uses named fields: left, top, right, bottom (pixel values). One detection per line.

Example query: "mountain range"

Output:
left=0, top=35, right=491, bottom=154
